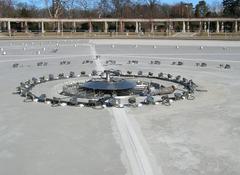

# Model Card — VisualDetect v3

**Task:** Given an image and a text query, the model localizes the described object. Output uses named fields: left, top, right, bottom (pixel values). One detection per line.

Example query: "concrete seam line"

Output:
left=111, top=108, right=160, bottom=175
left=90, top=42, right=157, bottom=175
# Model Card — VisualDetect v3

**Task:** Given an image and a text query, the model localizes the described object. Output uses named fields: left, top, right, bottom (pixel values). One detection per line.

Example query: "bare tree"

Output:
left=75, top=0, right=90, bottom=17
left=52, top=0, right=62, bottom=18
left=44, top=0, right=53, bottom=17
left=145, top=0, right=160, bottom=18
left=0, top=0, right=236, bottom=19
left=0, top=0, right=15, bottom=17
left=209, top=0, right=223, bottom=16
left=43, top=0, right=77, bottom=18
left=111, top=0, right=121, bottom=17
left=122, top=1, right=134, bottom=18
left=97, top=0, right=112, bottom=18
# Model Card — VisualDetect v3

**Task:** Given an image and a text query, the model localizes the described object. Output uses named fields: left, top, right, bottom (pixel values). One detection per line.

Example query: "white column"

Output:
left=187, top=21, right=190, bottom=32
left=235, top=21, right=238, bottom=32
left=199, top=21, right=202, bottom=32
left=182, top=21, right=186, bottom=33
left=24, top=21, right=28, bottom=33
left=116, top=21, right=118, bottom=32
left=61, top=22, right=63, bottom=35
left=216, top=21, right=219, bottom=33
left=73, top=22, right=76, bottom=32
left=8, top=21, right=11, bottom=36
left=120, top=21, right=124, bottom=33
left=41, top=21, right=45, bottom=33
left=20, top=22, right=24, bottom=30
left=166, top=22, right=169, bottom=33
left=38, top=22, right=41, bottom=32
left=221, top=22, right=224, bottom=33
left=169, top=22, right=173, bottom=33
left=151, top=22, right=154, bottom=33
left=207, top=21, right=210, bottom=33
left=135, top=21, right=138, bottom=33
left=57, top=22, right=61, bottom=33
left=89, top=21, right=92, bottom=33
left=3, top=22, right=7, bottom=31
left=104, top=21, right=108, bottom=33
left=204, top=22, right=207, bottom=32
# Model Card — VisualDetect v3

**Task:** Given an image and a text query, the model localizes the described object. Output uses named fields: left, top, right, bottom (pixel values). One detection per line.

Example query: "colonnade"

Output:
left=0, top=18, right=239, bottom=35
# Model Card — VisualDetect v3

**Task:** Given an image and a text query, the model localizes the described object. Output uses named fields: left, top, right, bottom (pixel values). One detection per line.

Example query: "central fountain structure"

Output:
left=80, top=70, right=137, bottom=96
left=16, top=69, right=198, bottom=108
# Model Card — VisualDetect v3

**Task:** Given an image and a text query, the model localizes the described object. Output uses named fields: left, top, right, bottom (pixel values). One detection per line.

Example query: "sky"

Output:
left=17, top=0, right=221, bottom=8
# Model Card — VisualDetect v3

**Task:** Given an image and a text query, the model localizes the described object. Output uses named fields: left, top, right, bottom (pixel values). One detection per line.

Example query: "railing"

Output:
left=0, top=17, right=240, bottom=23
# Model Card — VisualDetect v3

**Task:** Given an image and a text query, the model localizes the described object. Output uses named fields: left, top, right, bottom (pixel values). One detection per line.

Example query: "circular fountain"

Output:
left=15, top=69, right=198, bottom=108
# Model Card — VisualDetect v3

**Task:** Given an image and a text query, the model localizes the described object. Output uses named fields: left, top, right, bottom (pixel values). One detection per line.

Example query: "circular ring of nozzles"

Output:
left=15, top=70, right=199, bottom=109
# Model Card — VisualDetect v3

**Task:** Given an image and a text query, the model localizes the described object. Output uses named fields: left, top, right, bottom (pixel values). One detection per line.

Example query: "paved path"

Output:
left=89, top=41, right=158, bottom=175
